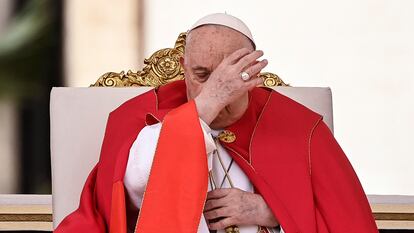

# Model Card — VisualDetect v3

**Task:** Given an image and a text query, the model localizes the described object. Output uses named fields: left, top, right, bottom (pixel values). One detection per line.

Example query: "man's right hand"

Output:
left=194, top=48, right=268, bottom=125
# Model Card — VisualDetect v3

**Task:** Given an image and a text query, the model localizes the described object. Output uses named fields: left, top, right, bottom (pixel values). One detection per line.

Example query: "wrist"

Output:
left=255, top=194, right=279, bottom=227
left=194, top=94, right=222, bottom=125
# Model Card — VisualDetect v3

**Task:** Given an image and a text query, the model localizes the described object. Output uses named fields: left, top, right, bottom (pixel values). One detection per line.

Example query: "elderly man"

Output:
left=55, top=13, right=378, bottom=233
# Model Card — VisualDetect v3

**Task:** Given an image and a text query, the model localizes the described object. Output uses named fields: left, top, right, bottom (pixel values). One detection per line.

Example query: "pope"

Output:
left=55, top=13, right=378, bottom=233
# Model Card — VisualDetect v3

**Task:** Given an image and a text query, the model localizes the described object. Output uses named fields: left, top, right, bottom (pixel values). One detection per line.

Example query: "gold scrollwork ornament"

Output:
left=91, top=32, right=288, bottom=88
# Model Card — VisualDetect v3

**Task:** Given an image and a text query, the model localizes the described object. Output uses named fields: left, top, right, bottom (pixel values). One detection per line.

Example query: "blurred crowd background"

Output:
left=0, top=0, right=62, bottom=194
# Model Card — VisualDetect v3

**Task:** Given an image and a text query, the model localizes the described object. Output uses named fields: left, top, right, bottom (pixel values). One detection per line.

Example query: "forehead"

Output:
left=186, top=25, right=252, bottom=54
left=184, top=25, right=253, bottom=68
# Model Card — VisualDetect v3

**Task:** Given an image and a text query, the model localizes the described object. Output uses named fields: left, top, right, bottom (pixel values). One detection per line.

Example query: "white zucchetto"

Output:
left=188, top=13, right=256, bottom=48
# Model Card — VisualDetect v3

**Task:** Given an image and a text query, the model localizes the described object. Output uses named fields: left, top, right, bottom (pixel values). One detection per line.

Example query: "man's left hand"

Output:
left=204, top=188, right=279, bottom=230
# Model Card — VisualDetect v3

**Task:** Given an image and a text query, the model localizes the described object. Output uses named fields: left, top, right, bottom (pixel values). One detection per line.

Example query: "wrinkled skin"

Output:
left=180, top=25, right=279, bottom=229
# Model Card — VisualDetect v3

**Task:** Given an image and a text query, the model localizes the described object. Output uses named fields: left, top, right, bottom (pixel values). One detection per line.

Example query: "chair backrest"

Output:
left=50, top=86, right=333, bottom=228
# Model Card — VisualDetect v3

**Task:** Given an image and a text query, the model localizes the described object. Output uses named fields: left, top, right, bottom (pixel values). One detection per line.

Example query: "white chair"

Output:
left=50, top=86, right=333, bottom=229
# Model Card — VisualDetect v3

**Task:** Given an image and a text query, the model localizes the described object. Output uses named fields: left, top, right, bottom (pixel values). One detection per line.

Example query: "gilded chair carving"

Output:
left=91, top=32, right=288, bottom=88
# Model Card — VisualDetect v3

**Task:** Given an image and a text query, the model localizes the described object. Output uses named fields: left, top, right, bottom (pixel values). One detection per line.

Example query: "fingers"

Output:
left=244, top=59, right=268, bottom=78
left=234, top=50, right=264, bottom=70
left=245, top=75, right=264, bottom=90
left=242, top=59, right=268, bottom=89
left=208, top=217, right=235, bottom=230
left=207, top=188, right=231, bottom=200
left=204, top=198, right=227, bottom=211
left=204, top=206, right=231, bottom=220
left=224, top=48, right=251, bottom=65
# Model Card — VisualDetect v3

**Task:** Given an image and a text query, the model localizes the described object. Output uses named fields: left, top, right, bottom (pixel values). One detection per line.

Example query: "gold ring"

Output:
left=240, top=71, right=250, bottom=81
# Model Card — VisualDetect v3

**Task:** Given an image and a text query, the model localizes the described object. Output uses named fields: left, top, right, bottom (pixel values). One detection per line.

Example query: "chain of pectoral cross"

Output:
left=208, top=137, right=235, bottom=190
left=207, top=136, right=239, bottom=233
left=207, top=136, right=268, bottom=233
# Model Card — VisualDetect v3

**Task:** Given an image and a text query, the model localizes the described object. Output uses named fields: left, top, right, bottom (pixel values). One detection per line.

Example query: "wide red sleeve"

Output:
left=135, top=100, right=209, bottom=233
left=310, top=120, right=378, bottom=233
left=54, top=164, right=107, bottom=232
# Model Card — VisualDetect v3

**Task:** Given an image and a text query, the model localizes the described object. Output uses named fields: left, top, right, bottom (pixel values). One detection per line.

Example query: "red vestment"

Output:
left=55, top=80, right=378, bottom=233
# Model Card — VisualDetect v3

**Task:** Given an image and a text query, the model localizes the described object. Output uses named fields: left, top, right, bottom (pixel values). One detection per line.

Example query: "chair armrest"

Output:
left=0, top=194, right=52, bottom=231
left=2, top=193, right=412, bottom=231
left=369, top=194, right=414, bottom=230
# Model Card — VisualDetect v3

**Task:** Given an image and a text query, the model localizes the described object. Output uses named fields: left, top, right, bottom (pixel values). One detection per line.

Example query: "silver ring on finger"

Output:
left=240, top=71, right=250, bottom=81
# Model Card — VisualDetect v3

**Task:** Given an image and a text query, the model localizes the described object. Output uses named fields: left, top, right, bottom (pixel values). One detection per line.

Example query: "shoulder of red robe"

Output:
left=109, top=79, right=187, bottom=121
left=247, top=88, right=377, bottom=233
left=54, top=80, right=189, bottom=232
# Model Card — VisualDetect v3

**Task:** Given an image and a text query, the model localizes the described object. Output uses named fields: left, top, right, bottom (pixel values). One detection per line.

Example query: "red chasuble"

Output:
left=55, top=80, right=378, bottom=233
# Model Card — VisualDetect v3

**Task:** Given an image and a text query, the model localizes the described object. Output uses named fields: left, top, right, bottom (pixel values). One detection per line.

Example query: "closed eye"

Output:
left=192, top=66, right=211, bottom=82
left=195, top=72, right=210, bottom=80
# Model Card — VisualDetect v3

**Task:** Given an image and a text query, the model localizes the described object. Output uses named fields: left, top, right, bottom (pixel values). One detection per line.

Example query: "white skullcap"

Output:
left=188, top=13, right=255, bottom=48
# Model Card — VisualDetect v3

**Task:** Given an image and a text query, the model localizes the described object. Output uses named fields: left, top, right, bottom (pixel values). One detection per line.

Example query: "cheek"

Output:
left=185, top=76, right=203, bottom=100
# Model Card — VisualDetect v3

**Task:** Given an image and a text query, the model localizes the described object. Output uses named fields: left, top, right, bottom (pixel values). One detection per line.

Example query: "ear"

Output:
left=179, top=56, right=185, bottom=67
